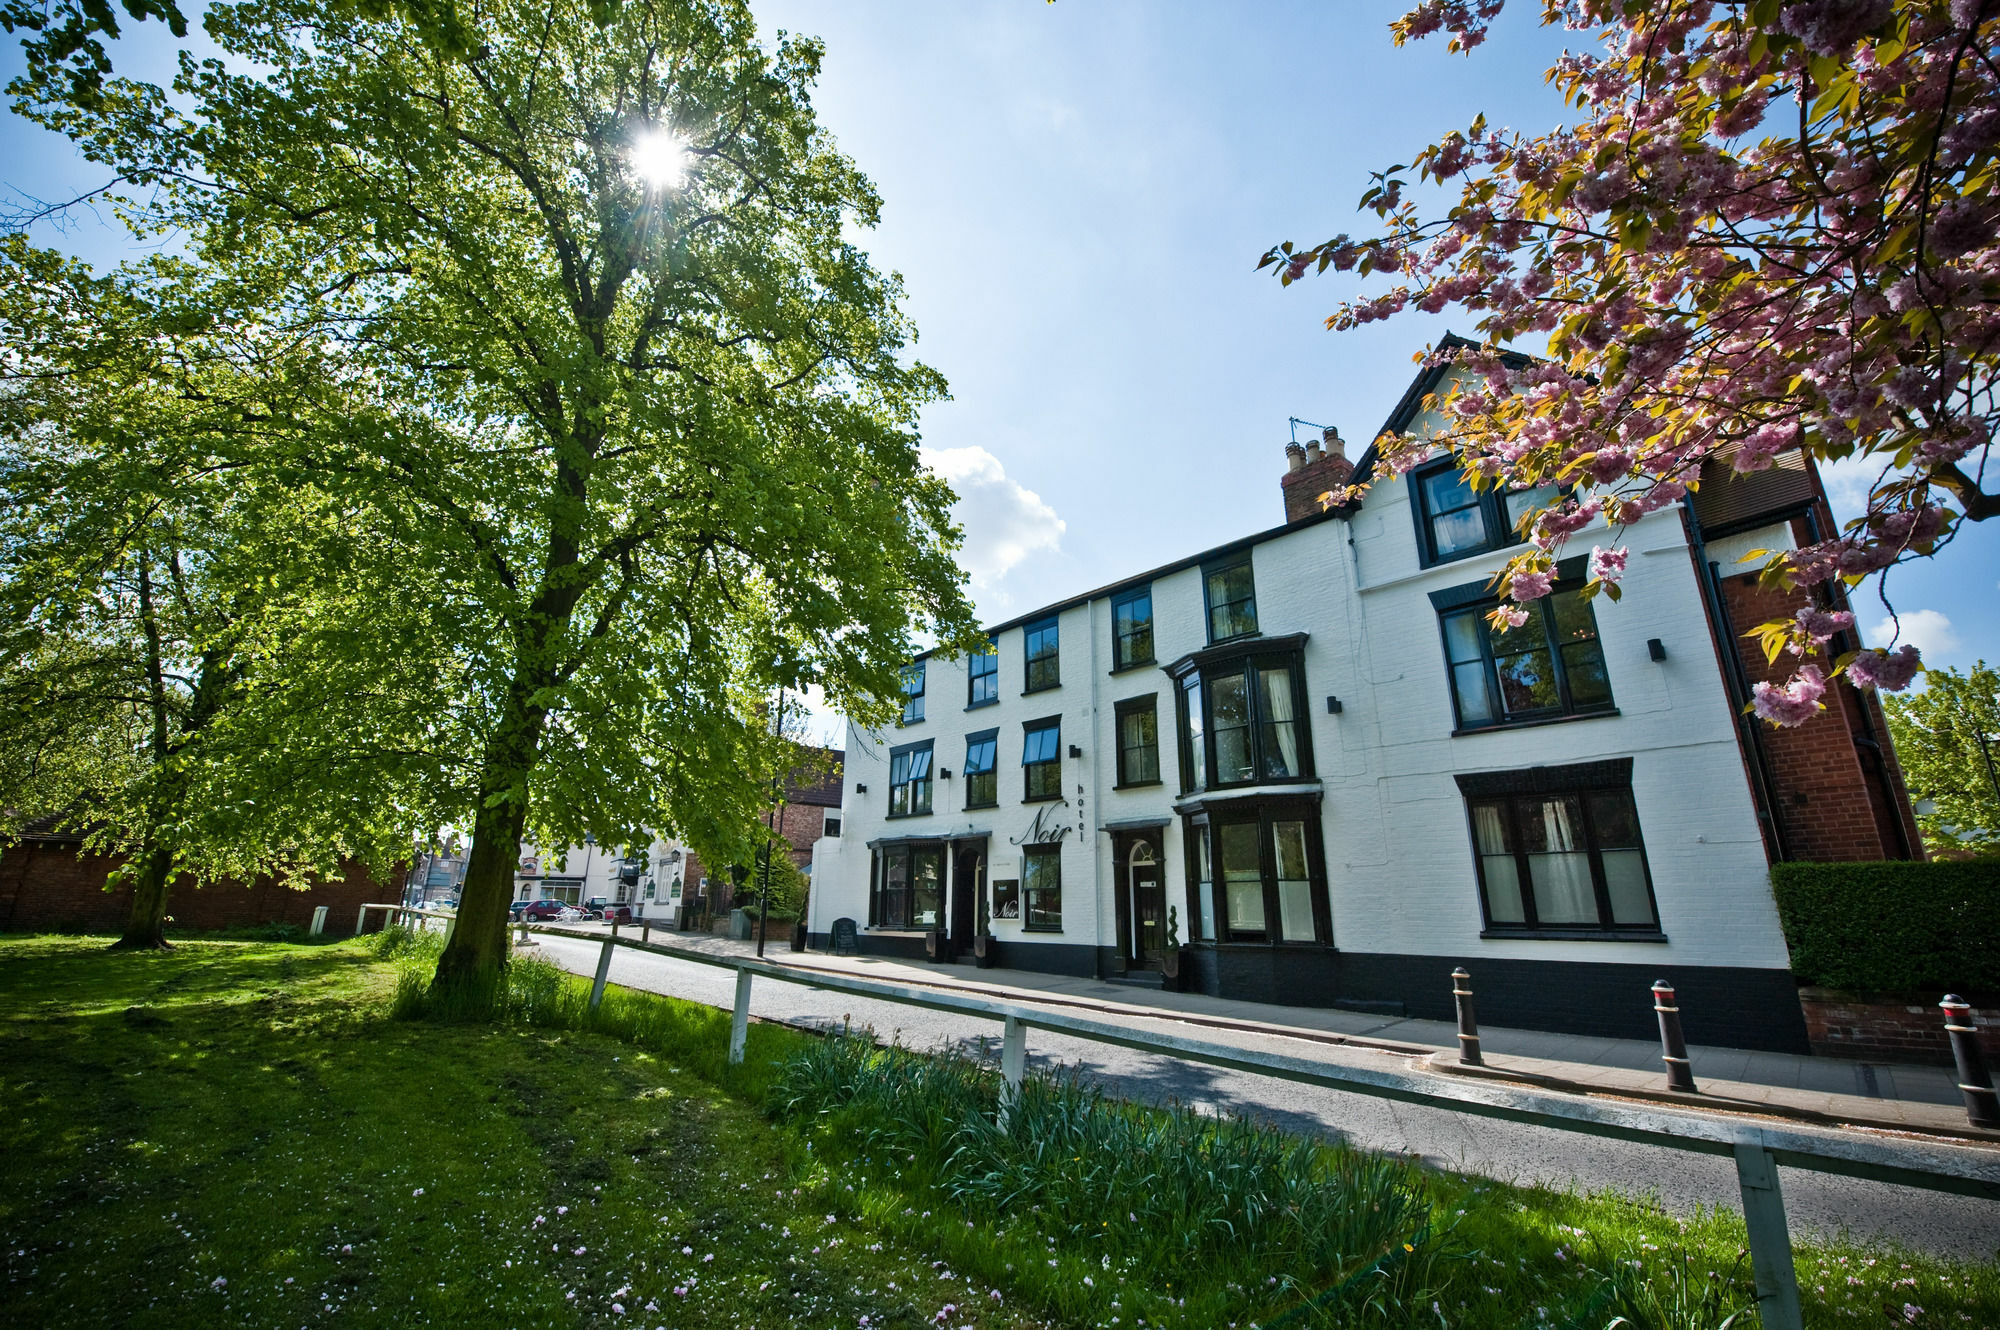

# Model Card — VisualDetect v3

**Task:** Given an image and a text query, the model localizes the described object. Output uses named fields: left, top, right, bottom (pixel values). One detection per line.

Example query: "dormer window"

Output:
left=1411, top=457, right=1559, bottom=566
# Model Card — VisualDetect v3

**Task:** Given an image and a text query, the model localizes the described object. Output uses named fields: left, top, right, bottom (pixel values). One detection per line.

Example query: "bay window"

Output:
left=871, top=843, right=942, bottom=930
left=1182, top=802, right=1329, bottom=945
left=1171, top=638, right=1311, bottom=793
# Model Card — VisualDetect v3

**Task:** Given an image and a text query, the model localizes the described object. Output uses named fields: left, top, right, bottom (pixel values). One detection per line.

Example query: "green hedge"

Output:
left=1771, top=859, right=2000, bottom=995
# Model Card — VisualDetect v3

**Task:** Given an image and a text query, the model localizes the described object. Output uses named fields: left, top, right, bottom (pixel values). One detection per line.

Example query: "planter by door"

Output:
left=973, top=934, right=997, bottom=969
left=1159, top=949, right=1187, bottom=993
left=925, top=928, right=945, bottom=962
left=790, top=922, right=808, bottom=952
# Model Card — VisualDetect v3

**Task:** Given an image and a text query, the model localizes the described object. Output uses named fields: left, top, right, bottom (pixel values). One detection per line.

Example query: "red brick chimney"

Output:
left=1281, top=426, right=1354, bottom=523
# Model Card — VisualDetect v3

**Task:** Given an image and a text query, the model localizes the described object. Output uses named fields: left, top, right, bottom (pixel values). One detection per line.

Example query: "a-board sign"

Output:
left=831, top=917, right=859, bottom=955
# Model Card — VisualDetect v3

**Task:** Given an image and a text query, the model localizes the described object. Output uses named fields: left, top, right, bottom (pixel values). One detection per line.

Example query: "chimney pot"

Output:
left=1304, top=440, right=1323, bottom=464
left=1322, top=425, right=1345, bottom=459
left=1285, top=442, right=1306, bottom=474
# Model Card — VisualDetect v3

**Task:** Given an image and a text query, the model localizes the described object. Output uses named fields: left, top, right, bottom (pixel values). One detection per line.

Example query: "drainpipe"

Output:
left=1681, top=497, right=1791, bottom=863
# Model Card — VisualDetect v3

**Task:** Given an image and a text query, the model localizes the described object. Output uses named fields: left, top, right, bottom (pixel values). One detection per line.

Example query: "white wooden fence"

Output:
left=362, top=909, right=2000, bottom=1330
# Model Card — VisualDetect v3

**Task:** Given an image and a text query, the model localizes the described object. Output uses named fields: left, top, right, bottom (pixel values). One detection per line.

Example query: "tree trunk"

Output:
left=110, top=846, right=174, bottom=951
left=431, top=695, right=546, bottom=1010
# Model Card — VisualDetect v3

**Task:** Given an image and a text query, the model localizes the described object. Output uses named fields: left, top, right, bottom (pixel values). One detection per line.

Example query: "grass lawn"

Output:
left=0, top=934, right=1048, bottom=1329
left=2, top=930, right=1996, bottom=1329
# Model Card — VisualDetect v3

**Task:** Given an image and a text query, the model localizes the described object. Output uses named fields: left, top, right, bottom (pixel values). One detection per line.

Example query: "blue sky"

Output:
left=5, top=0, right=1994, bottom=744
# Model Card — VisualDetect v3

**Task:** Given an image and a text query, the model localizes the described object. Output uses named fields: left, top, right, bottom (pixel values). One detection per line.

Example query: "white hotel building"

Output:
left=807, top=344, right=1920, bottom=1053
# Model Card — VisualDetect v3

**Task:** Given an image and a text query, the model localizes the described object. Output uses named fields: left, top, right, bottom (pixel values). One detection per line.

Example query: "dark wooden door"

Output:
left=1130, top=837, right=1165, bottom=967
left=950, top=845, right=981, bottom=954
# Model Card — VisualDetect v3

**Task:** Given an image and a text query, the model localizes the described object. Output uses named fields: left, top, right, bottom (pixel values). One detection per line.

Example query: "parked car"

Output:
left=602, top=902, right=635, bottom=923
left=583, top=896, right=612, bottom=914
left=520, top=899, right=570, bottom=922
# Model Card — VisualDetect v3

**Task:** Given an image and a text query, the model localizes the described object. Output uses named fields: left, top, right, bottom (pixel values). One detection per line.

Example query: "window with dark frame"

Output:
left=1022, top=843, right=1062, bottom=930
left=1184, top=804, right=1327, bottom=946
left=870, top=843, right=942, bottom=931
left=887, top=740, right=933, bottom=817
left=1464, top=779, right=1658, bottom=935
left=1022, top=717, right=1062, bottom=801
left=1436, top=581, right=1613, bottom=730
left=899, top=662, right=926, bottom=724
left=963, top=729, right=998, bottom=809
left=1203, top=556, right=1258, bottom=642
left=967, top=645, right=999, bottom=708
left=1114, top=695, right=1160, bottom=787
left=1173, top=650, right=1309, bottom=793
left=1411, top=456, right=1560, bottom=566
left=1023, top=615, right=1060, bottom=692
left=1111, top=586, right=1154, bottom=671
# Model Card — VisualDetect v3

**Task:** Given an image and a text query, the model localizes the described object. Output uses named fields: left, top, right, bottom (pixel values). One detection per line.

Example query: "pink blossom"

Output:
left=1794, top=606, right=1854, bottom=644
left=1845, top=644, right=1922, bottom=690
left=1508, top=569, right=1554, bottom=601
left=1494, top=604, right=1531, bottom=629
left=1588, top=545, right=1628, bottom=584
left=1752, top=665, right=1827, bottom=726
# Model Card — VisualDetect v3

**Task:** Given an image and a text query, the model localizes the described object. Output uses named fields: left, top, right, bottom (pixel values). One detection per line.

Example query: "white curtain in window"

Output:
left=1260, top=668, right=1299, bottom=777
left=1527, top=798, right=1596, bottom=924
left=1471, top=804, right=1526, bottom=923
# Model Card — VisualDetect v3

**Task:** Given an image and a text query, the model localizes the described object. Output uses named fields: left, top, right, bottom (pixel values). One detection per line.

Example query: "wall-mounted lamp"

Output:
left=855, top=783, right=868, bottom=794
left=1647, top=638, right=1668, bottom=662
left=1068, top=744, right=1083, bottom=759
left=939, top=767, right=953, bottom=780
left=1325, top=696, right=1344, bottom=714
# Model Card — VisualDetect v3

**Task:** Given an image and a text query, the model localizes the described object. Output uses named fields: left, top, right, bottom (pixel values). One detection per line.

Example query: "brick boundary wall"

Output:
left=0, top=838, right=400, bottom=936
left=1798, top=987, right=2000, bottom=1066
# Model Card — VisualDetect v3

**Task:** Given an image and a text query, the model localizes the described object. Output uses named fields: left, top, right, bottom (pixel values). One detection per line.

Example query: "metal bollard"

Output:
left=1653, top=980, right=1698, bottom=1094
left=1452, top=967, right=1482, bottom=1066
left=611, top=919, right=620, bottom=939
left=1940, top=995, right=2000, bottom=1129
left=641, top=921, right=650, bottom=943
left=588, top=938, right=615, bottom=1011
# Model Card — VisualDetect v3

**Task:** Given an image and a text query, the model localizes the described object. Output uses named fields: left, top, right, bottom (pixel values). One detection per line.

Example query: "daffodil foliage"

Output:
left=1265, top=0, right=1998, bottom=726
left=15, top=0, right=979, bottom=995
left=0, top=239, right=448, bottom=948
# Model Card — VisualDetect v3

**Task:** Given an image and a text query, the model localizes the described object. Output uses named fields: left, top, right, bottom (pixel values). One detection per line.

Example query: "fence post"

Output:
left=728, top=969, right=754, bottom=1065
left=1653, top=980, right=1698, bottom=1093
left=354, top=905, right=369, bottom=937
left=588, top=938, right=615, bottom=1011
left=641, top=921, right=651, bottom=944
left=309, top=905, right=328, bottom=937
left=1733, top=1141, right=1803, bottom=1330
left=1452, top=967, right=1481, bottom=1066
left=1940, top=995, right=2000, bottom=1129
left=998, top=1014, right=1027, bottom=1132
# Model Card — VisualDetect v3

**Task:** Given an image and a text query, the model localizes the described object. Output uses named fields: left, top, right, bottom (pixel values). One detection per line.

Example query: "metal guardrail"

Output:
left=360, top=910, right=2000, bottom=1330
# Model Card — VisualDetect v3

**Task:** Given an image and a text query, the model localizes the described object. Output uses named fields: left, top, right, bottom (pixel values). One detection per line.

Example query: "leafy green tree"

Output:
left=1884, top=663, right=2000, bottom=857
left=16, top=0, right=977, bottom=999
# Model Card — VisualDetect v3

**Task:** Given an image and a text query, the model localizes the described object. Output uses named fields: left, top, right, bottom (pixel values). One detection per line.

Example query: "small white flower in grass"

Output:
left=412, top=1188, right=424, bottom=1197
left=557, top=1206, right=568, bottom=1216
left=210, top=1278, right=227, bottom=1290
left=574, top=1247, right=587, bottom=1256
left=340, top=1245, right=352, bottom=1255
left=702, top=1253, right=713, bottom=1263
left=682, top=1246, right=693, bottom=1256
left=611, top=1304, right=625, bottom=1315
left=673, top=1286, right=688, bottom=1298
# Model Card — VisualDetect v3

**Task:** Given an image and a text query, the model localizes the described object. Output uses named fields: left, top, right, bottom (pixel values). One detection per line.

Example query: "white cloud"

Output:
left=922, top=445, right=1065, bottom=587
left=1868, top=608, right=1960, bottom=659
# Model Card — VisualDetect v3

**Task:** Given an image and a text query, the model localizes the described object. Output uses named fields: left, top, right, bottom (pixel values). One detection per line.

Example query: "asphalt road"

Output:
left=531, top=934, right=2000, bottom=1261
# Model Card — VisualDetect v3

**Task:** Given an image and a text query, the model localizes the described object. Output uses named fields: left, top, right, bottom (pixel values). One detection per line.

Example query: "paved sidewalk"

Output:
left=562, top=922, right=1986, bottom=1141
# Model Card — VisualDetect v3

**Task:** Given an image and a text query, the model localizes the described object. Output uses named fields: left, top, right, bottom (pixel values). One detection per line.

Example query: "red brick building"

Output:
left=0, top=819, right=399, bottom=936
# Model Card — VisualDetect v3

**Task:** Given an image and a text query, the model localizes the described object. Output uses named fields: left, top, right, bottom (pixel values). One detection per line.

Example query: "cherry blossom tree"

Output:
left=1265, top=0, right=1997, bottom=725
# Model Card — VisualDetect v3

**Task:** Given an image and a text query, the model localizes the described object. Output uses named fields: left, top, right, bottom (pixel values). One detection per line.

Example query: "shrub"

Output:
left=1770, top=859, right=2000, bottom=994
